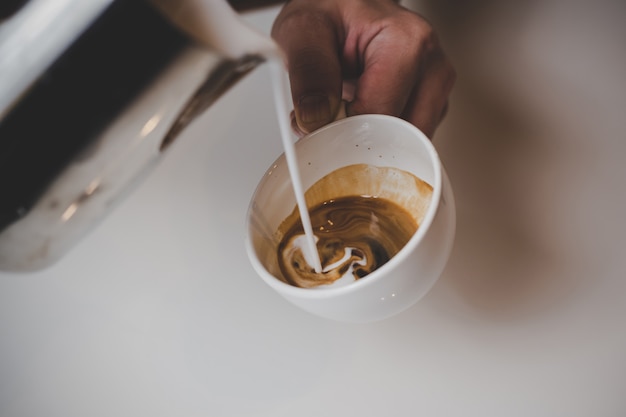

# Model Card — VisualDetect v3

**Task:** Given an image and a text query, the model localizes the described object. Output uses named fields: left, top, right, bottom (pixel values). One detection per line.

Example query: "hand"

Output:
left=271, top=0, right=455, bottom=138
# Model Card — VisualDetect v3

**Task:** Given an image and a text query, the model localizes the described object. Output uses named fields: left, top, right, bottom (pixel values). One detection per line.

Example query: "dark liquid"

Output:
left=277, top=196, right=418, bottom=288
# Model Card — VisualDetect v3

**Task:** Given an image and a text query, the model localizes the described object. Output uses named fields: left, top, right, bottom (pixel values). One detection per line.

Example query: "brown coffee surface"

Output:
left=277, top=195, right=418, bottom=288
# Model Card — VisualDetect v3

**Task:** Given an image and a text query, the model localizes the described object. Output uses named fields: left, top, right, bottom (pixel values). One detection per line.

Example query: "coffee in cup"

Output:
left=246, top=114, right=455, bottom=323
left=276, top=164, right=433, bottom=289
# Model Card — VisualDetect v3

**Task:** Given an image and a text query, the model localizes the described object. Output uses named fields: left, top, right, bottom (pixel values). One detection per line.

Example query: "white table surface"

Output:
left=1, top=2, right=625, bottom=416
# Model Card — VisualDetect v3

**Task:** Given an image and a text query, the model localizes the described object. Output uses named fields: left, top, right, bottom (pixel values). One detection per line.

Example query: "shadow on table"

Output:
left=410, top=0, right=583, bottom=320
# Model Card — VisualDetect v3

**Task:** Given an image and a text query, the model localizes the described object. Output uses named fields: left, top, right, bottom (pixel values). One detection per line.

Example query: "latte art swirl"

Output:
left=277, top=196, right=418, bottom=288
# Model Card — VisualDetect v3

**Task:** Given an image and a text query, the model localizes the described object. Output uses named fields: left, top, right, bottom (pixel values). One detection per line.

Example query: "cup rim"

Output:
left=245, top=114, right=443, bottom=299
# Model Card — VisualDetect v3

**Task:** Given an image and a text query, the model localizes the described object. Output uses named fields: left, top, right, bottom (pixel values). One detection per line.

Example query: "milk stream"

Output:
left=268, top=60, right=323, bottom=273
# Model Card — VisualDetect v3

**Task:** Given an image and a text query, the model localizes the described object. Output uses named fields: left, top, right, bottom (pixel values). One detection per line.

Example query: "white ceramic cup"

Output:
left=245, top=114, right=456, bottom=323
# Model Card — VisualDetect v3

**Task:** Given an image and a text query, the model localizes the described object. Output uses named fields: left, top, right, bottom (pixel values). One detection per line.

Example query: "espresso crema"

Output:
left=276, top=164, right=433, bottom=288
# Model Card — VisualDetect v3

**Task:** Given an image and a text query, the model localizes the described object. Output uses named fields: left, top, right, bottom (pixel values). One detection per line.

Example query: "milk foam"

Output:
left=290, top=234, right=367, bottom=288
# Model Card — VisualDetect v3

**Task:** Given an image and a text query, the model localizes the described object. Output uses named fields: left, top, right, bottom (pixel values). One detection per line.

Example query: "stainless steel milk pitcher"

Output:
left=0, top=0, right=279, bottom=271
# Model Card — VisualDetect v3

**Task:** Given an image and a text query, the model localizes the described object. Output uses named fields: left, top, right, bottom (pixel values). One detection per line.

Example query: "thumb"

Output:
left=271, top=9, right=342, bottom=133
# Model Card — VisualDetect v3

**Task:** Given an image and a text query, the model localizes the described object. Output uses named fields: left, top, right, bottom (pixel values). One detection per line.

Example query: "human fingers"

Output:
left=345, top=7, right=455, bottom=137
left=344, top=8, right=429, bottom=118
left=271, top=3, right=343, bottom=133
left=401, top=38, right=456, bottom=137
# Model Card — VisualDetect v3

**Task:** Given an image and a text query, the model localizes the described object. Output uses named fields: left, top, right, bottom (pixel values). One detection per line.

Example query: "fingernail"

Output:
left=298, top=94, right=331, bottom=125
left=290, top=110, right=306, bottom=137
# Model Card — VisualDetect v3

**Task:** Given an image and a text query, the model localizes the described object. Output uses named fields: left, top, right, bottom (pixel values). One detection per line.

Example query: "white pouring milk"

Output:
left=153, top=0, right=324, bottom=272
left=151, top=0, right=324, bottom=271
left=268, top=60, right=323, bottom=273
